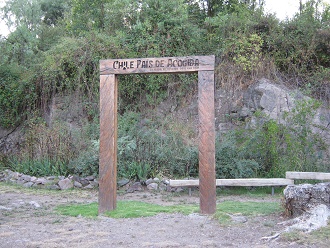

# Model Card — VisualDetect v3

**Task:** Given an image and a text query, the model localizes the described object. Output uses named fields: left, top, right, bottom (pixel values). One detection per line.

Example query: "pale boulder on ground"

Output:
left=58, top=178, right=73, bottom=190
left=283, top=204, right=330, bottom=233
left=284, top=183, right=330, bottom=217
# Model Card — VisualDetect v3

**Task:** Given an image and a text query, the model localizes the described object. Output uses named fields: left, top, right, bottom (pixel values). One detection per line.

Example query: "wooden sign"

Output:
left=100, top=56, right=215, bottom=75
left=99, top=55, right=216, bottom=215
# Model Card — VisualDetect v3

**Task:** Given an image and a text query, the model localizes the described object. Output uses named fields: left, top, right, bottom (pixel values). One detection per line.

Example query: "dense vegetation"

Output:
left=0, top=0, right=329, bottom=179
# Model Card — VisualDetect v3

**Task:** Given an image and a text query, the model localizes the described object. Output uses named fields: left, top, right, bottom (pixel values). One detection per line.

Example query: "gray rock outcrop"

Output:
left=242, top=79, right=329, bottom=129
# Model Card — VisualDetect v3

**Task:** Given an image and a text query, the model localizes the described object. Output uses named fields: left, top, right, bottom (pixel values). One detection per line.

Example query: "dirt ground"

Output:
left=0, top=183, right=328, bottom=248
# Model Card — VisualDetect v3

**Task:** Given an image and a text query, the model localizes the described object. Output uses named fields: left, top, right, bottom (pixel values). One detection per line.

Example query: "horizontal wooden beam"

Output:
left=286, top=171, right=330, bottom=180
left=169, top=178, right=294, bottom=187
left=100, top=56, right=215, bottom=75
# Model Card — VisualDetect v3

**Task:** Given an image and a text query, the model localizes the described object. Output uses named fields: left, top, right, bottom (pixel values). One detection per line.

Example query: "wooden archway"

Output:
left=99, top=56, right=216, bottom=214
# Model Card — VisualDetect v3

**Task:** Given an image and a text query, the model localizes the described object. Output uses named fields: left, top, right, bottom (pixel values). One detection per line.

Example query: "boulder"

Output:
left=16, top=178, right=25, bottom=185
left=30, top=176, right=37, bottom=182
left=147, top=183, right=158, bottom=191
left=58, top=178, right=73, bottom=190
left=83, top=184, right=94, bottom=189
left=162, top=179, right=170, bottom=185
left=153, top=177, right=160, bottom=183
left=127, top=182, right=143, bottom=193
left=74, top=181, right=83, bottom=188
left=85, top=175, right=95, bottom=181
left=90, top=180, right=99, bottom=187
left=23, top=182, right=34, bottom=188
left=283, top=183, right=330, bottom=217
left=284, top=204, right=330, bottom=233
left=117, top=178, right=130, bottom=187
left=145, top=178, right=154, bottom=185
left=9, top=171, right=20, bottom=180
left=35, top=178, right=47, bottom=185
left=79, top=178, right=90, bottom=187
left=47, top=184, right=60, bottom=190
left=21, top=175, right=32, bottom=182
left=159, top=183, right=167, bottom=191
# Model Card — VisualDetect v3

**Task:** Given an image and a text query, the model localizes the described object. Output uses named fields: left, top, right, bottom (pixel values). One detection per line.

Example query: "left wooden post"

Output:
left=99, top=74, right=118, bottom=214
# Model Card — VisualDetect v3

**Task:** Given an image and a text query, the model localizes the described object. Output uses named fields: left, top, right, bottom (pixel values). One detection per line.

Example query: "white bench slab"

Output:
left=286, top=171, right=330, bottom=181
left=169, top=178, right=294, bottom=187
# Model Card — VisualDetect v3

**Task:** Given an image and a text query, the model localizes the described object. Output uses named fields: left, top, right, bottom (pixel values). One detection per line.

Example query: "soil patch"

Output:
left=0, top=183, right=328, bottom=248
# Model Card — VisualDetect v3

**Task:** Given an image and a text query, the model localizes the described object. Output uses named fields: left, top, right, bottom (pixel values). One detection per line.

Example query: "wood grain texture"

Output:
left=198, top=70, right=216, bottom=214
left=169, top=178, right=294, bottom=187
left=286, top=171, right=330, bottom=180
left=100, top=56, right=215, bottom=75
left=98, top=74, right=118, bottom=214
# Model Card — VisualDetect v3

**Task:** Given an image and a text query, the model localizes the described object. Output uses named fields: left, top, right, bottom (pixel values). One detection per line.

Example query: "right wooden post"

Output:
left=198, top=70, right=216, bottom=214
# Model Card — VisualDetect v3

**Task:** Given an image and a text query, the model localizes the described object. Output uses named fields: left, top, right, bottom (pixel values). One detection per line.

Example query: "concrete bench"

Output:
left=286, top=171, right=330, bottom=181
left=169, top=178, right=294, bottom=195
left=169, top=172, right=330, bottom=196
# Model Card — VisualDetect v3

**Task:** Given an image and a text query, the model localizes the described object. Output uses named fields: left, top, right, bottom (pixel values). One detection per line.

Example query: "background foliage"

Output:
left=0, top=0, right=329, bottom=178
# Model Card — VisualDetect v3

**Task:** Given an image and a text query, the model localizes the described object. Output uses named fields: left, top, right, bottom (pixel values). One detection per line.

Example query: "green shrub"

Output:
left=117, top=111, right=198, bottom=180
left=8, top=157, right=68, bottom=177
left=215, top=132, right=260, bottom=179
left=68, top=140, right=99, bottom=177
left=225, top=33, right=264, bottom=73
left=0, top=64, right=33, bottom=128
left=6, top=119, right=75, bottom=176
left=217, top=98, right=328, bottom=178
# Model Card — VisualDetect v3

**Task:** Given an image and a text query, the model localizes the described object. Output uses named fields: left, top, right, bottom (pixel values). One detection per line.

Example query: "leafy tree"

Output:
left=0, top=64, right=33, bottom=128
left=0, top=0, right=40, bottom=64
left=269, top=0, right=330, bottom=71
left=40, top=0, right=68, bottom=26
left=68, top=0, right=110, bottom=34
left=198, top=0, right=265, bottom=17
left=1, top=0, right=43, bottom=35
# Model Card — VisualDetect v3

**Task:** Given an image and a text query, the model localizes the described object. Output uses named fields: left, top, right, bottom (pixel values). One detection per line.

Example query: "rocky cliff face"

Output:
left=0, top=125, right=23, bottom=155
left=1, top=78, right=330, bottom=155
left=241, top=79, right=330, bottom=150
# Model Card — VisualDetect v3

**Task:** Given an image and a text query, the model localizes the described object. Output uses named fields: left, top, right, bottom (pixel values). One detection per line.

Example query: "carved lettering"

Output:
left=108, top=57, right=203, bottom=72
left=137, top=60, right=142, bottom=68
left=113, top=60, right=134, bottom=70
left=155, top=60, right=165, bottom=67
left=113, top=61, right=118, bottom=69
left=167, top=58, right=199, bottom=68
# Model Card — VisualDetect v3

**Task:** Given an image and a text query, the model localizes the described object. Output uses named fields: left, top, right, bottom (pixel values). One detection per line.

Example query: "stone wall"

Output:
left=0, top=169, right=181, bottom=193
left=0, top=169, right=98, bottom=190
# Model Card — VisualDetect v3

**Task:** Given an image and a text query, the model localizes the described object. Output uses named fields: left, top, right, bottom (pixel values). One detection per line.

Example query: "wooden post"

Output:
left=198, top=70, right=216, bottom=214
left=99, top=74, right=118, bottom=214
